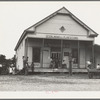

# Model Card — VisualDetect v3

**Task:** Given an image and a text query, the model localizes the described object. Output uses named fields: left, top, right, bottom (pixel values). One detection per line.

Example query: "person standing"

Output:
left=96, top=64, right=100, bottom=70
left=31, top=61, right=34, bottom=73
left=62, top=60, right=66, bottom=68
left=9, top=64, right=13, bottom=75
left=55, top=58, right=58, bottom=69
left=49, top=57, right=54, bottom=68
left=86, top=60, right=92, bottom=69
left=23, top=56, right=28, bottom=75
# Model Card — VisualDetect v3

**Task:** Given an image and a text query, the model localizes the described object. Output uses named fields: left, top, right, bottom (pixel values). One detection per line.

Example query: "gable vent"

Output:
left=59, top=26, right=66, bottom=32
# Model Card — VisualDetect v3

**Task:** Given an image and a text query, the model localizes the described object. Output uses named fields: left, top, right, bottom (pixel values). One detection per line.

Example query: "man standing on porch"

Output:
left=23, top=56, right=28, bottom=75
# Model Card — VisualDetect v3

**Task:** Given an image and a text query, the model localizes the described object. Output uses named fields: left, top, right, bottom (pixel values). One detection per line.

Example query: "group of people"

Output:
left=87, top=60, right=100, bottom=70
left=49, top=57, right=67, bottom=69
left=9, top=64, right=15, bottom=75
left=49, top=58, right=100, bottom=70
left=49, top=57, right=60, bottom=69
left=23, top=56, right=34, bottom=74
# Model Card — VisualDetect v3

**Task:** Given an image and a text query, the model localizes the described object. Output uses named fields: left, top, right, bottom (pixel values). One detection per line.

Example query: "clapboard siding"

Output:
left=36, top=14, right=88, bottom=36
left=16, top=38, right=25, bottom=70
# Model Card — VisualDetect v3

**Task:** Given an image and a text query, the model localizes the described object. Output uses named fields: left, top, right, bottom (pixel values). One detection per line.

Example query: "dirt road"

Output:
left=0, top=73, right=100, bottom=91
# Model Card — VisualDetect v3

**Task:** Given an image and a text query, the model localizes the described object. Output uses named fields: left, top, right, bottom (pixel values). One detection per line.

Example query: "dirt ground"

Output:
left=0, top=73, right=100, bottom=91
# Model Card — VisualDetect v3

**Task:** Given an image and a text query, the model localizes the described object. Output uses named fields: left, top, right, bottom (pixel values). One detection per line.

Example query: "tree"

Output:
left=0, top=54, right=7, bottom=74
left=0, top=54, right=16, bottom=74
left=0, top=54, right=6, bottom=65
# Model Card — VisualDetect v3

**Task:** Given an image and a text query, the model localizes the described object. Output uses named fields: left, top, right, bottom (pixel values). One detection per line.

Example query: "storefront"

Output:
left=15, top=7, right=98, bottom=73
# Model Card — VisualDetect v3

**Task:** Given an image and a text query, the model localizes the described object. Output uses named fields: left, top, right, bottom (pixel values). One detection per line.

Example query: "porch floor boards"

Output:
left=33, top=68, right=87, bottom=73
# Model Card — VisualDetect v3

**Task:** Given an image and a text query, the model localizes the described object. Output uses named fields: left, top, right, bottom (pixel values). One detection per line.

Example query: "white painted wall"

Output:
left=79, top=42, right=86, bottom=68
left=63, top=48, right=71, bottom=68
left=36, top=14, right=88, bottom=36
left=16, top=38, right=25, bottom=70
left=80, top=48, right=86, bottom=68
left=27, top=47, right=32, bottom=63
left=43, top=47, right=50, bottom=68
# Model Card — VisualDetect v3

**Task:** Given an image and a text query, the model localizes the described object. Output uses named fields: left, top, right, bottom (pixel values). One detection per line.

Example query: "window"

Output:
left=64, top=52, right=69, bottom=56
left=33, top=48, right=40, bottom=63
left=72, top=49, right=78, bottom=64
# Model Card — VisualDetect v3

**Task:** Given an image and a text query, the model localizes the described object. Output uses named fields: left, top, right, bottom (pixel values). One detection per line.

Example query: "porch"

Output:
left=29, top=67, right=87, bottom=73
left=25, top=38, right=94, bottom=70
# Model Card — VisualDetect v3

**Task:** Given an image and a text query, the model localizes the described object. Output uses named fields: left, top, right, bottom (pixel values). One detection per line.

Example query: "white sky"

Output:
left=0, top=1, right=100, bottom=59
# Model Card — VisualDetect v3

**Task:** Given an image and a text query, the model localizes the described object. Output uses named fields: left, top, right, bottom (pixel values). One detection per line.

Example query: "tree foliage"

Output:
left=0, top=54, right=6, bottom=65
left=0, top=54, right=16, bottom=74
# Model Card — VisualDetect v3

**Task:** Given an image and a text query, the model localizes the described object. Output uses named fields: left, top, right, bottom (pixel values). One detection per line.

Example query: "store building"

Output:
left=15, top=7, right=98, bottom=72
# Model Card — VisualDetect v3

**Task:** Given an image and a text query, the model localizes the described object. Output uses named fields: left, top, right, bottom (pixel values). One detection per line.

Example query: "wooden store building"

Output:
left=14, top=7, right=99, bottom=73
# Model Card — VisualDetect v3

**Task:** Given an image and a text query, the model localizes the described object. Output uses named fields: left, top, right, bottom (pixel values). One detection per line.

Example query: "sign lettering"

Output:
left=46, top=35, right=78, bottom=40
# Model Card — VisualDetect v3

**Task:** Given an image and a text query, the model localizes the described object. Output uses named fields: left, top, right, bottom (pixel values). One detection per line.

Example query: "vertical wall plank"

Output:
left=41, top=39, right=44, bottom=67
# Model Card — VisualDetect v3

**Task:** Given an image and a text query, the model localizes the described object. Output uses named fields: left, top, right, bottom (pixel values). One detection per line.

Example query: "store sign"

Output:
left=46, top=35, right=78, bottom=40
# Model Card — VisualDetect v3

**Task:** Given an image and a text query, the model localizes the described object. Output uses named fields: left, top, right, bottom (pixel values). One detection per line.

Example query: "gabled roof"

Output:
left=26, top=7, right=70, bottom=31
left=26, top=7, right=98, bottom=35
left=14, top=7, right=98, bottom=51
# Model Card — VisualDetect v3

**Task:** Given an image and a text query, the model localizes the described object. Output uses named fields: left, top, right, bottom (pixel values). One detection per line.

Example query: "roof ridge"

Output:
left=25, top=7, right=68, bottom=31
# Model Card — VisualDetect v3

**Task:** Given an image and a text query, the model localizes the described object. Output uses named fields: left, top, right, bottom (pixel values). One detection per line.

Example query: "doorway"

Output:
left=72, top=48, right=78, bottom=68
left=51, top=51, right=61, bottom=68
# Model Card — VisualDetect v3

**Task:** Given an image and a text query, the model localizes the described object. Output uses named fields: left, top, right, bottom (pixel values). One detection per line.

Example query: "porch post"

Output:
left=61, top=40, right=63, bottom=68
left=92, top=41, right=94, bottom=68
left=25, top=37, right=28, bottom=75
left=26, top=37, right=28, bottom=59
left=69, top=53, right=72, bottom=75
left=85, top=42, right=87, bottom=68
left=78, top=40, right=80, bottom=68
left=41, top=39, right=44, bottom=67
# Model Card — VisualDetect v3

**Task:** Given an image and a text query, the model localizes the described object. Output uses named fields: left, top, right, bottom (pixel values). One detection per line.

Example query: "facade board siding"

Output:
left=43, top=47, right=51, bottom=68
left=28, top=47, right=32, bottom=63
left=80, top=48, right=85, bottom=68
left=16, top=40, right=25, bottom=70
left=36, top=14, right=88, bottom=36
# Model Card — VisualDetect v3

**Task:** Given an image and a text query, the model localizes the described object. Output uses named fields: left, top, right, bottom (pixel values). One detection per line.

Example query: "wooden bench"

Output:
left=87, top=67, right=100, bottom=79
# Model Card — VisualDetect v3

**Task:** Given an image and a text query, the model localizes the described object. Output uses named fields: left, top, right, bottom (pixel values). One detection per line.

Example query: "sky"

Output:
left=0, top=1, right=100, bottom=59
